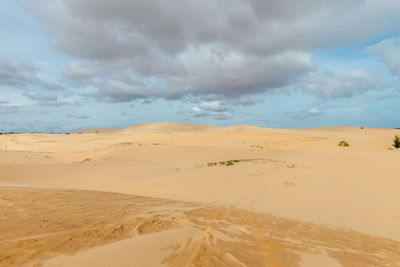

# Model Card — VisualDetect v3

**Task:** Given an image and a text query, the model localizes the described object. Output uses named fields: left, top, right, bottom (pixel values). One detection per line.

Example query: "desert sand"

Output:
left=1, top=123, right=400, bottom=266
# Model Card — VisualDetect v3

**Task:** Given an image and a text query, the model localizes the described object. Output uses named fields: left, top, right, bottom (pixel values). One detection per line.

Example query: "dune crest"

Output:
left=119, top=122, right=220, bottom=134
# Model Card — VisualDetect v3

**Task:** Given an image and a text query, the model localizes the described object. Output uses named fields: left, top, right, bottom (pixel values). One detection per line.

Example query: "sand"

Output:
left=1, top=123, right=400, bottom=266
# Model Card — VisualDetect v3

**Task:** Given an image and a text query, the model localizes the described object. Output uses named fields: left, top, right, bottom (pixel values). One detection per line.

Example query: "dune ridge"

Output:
left=119, top=122, right=220, bottom=134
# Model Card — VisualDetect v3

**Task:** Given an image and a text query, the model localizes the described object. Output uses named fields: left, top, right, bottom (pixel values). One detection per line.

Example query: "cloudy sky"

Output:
left=1, top=0, right=400, bottom=132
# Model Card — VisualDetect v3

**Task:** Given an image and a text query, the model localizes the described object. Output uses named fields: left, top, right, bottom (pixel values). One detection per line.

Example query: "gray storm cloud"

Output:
left=0, top=58, right=64, bottom=91
left=16, top=0, right=400, bottom=102
left=0, top=58, right=41, bottom=88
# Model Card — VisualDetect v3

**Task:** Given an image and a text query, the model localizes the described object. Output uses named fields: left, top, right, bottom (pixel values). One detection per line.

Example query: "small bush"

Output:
left=338, top=141, right=349, bottom=147
left=393, top=135, right=400, bottom=149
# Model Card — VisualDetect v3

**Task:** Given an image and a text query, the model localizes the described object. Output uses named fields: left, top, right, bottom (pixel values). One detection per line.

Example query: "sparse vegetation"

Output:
left=338, top=141, right=349, bottom=147
left=226, top=160, right=240, bottom=166
left=207, top=159, right=244, bottom=167
left=198, top=158, right=285, bottom=169
left=73, top=158, right=91, bottom=164
left=111, top=142, right=135, bottom=148
left=393, top=135, right=400, bottom=149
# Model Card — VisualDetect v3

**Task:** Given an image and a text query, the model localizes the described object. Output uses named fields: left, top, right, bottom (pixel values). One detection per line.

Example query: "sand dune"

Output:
left=74, top=128, right=119, bottom=134
left=120, top=122, right=220, bottom=134
left=214, top=125, right=272, bottom=134
left=1, top=123, right=400, bottom=266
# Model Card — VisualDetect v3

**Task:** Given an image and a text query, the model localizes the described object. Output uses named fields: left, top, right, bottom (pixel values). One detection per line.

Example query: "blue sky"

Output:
left=1, top=0, right=400, bottom=132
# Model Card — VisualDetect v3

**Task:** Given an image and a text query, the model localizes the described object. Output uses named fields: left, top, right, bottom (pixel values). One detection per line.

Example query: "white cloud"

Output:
left=298, top=69, right=379, bottom=100
left=286, top=107, right=324, bottom=119
left=188, top=101, right=232, bottom=120
left=366, top=37, right=400, bottom=76
left=63, top=60, right=102, bottom=80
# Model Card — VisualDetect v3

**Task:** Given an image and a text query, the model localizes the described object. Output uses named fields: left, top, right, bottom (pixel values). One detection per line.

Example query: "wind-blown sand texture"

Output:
left=1, top=123, right=400, bottom=266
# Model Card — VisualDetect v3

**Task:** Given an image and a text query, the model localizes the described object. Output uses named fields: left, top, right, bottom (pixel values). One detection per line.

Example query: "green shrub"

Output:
left=338, top=141, right=349, bottom=147
left=393, top=135, right=400, bottom=149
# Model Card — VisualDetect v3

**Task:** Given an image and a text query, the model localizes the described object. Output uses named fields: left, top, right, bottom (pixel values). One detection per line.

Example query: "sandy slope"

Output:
left=1, top=123, right=400, bottom=266
left=2, top=187, right=400, bottom=267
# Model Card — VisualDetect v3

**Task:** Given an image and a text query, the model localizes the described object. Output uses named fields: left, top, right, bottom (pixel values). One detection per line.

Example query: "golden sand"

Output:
left=1, top=123, right=400, bottom=266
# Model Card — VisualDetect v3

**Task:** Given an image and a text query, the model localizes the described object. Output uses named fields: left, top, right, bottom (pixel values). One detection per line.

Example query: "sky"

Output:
left=1, top=0, right=400, bottom=132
